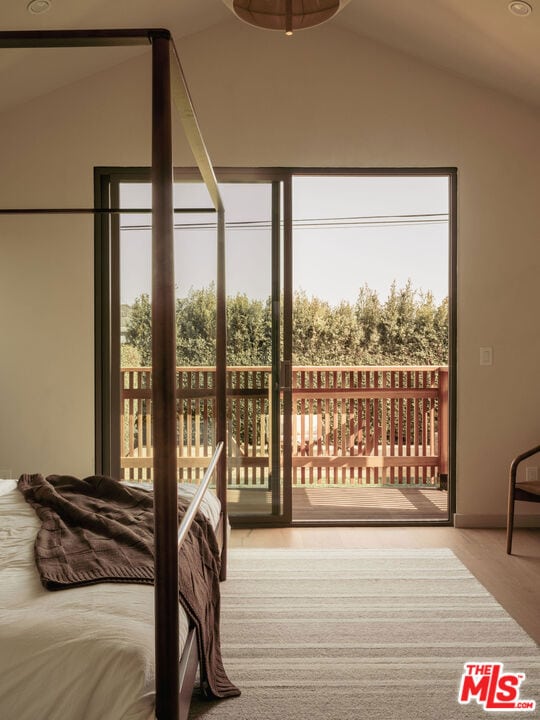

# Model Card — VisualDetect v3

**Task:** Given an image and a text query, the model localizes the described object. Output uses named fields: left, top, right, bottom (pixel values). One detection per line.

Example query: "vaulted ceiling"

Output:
left=1, top=0, right=539, bottom=112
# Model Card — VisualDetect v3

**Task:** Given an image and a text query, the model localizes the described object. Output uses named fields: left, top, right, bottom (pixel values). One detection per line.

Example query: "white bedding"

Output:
left=0, top=478, right=221, bottom=720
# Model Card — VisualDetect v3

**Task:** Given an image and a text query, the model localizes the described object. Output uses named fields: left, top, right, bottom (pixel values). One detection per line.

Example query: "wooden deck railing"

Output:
left=121, top=365, right=448, bottom=487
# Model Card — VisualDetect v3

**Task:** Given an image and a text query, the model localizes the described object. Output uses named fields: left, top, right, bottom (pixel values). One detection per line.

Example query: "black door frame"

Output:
left=95, top=166, right=456, bottom=527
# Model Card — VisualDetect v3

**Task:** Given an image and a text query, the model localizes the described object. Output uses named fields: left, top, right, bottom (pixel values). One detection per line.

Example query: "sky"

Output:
left=119, top=175, right=449, bottom=307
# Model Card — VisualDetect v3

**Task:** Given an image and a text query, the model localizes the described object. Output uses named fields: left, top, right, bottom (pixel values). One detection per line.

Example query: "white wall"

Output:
left=1, top=21, right=540, bottom=523
left=0, top=46, right=154, bottom=478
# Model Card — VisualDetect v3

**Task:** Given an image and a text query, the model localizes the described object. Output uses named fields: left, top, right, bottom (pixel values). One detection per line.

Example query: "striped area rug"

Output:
left=190, top=548, right=540, bottom=719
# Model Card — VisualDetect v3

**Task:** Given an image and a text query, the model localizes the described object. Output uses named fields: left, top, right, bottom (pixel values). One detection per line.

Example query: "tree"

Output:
left=122, top=281, right=449, bottom=369
left=176, top=285, right=216, bottom=365
left=378, top=281, right=418, bottom=363
left=120, top=343, right=141, bottom=368
left=227, top=294, right=271, bottom=365
left=124, top=293, right=152, bottom=365
left=355, top=285, right=383, bottom=363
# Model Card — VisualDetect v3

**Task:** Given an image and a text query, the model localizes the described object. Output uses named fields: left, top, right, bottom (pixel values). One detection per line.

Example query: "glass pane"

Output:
left=174, top=184, right=218, bottom=486
left=117, top=179, right=283, bottom=516
left=118, top=182, right=218, bottom=486
left=221, top=183, right=280, bottom=517
left=291, top=175, right=449, bottom=521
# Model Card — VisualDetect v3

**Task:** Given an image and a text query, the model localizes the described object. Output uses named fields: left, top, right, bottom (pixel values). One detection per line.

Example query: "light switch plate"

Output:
left=479, top=347, right=493, bottom=366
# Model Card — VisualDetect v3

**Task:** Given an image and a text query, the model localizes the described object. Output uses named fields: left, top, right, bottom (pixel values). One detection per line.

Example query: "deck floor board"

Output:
left=228, top=485, right=448, bottom=521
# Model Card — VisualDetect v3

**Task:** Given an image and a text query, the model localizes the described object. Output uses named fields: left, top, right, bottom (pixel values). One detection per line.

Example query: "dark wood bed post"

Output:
left=216, top=207, right=228, bottom=580
left=151, top=31, right=180, bottom=720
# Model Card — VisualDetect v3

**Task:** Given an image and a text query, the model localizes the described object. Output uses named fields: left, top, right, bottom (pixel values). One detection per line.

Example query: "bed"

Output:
left=0, top=471, right=227, bottom=720
left=0, top=26, right=230, bottom=720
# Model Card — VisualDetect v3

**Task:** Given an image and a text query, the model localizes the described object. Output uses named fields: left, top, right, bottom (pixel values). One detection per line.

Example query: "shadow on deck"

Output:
left=293, top=485, right=448, bottom=521
left=228, top=485, right=449, bottom=522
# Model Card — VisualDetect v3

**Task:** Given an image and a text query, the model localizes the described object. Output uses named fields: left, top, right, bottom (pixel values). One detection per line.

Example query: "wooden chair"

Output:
left=507, top=444, right=540, bottom=554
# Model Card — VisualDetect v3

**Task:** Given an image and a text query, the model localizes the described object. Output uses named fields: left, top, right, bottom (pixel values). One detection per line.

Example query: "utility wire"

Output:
left=119, top=212, right=448, bottom=232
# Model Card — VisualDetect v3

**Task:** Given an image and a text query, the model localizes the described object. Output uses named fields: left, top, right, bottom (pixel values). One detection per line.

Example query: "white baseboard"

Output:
left=454, top=513, right=540, bottom=528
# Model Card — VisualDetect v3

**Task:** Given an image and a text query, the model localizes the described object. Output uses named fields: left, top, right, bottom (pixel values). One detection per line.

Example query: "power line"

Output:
left=119, top=212, right=448, bottom=232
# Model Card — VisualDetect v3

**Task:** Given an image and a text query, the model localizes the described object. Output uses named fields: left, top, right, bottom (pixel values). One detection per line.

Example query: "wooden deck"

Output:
left=228, top=485, right=449, bottom=521
left=293, top=485, right=448, bottom=521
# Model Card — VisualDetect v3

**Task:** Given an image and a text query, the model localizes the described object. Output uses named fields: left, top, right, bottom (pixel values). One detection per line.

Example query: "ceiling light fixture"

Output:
left=508, top=1, right=533, bottom=16
left=223, top=0, right=351, bottom=36
left=27, top=0, right=51, bottom=14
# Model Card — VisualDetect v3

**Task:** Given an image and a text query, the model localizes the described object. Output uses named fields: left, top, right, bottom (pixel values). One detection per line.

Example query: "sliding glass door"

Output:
left=96, top=167, right=454, bottom=527
left=290, top=173, right=452, bottom=523
left=96, top=169, right=289, bottom=524
left=219, top=181, right=283, bottom=519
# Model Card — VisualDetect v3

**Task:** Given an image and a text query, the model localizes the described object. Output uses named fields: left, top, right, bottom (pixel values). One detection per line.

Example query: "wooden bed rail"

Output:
left=177, top=441, right=224, bottom=549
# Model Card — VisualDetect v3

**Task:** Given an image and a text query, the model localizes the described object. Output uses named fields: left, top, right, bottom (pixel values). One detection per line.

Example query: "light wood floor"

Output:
left=230, top=526, right=540, bottom=645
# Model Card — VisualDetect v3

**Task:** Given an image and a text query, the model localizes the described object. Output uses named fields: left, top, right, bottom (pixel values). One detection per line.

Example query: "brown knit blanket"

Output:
left=17, top=473, right=240, bottom=700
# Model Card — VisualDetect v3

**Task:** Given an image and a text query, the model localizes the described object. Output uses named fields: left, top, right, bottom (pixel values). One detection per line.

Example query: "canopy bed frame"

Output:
left=0, top=28, right=228, bottom=720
